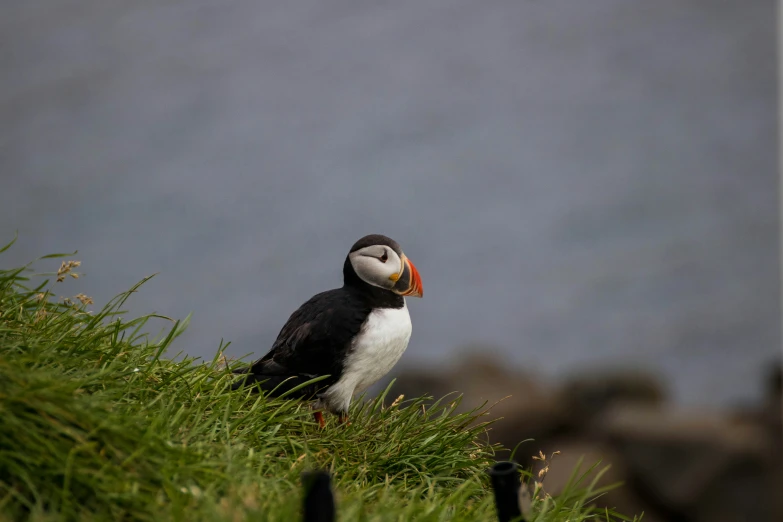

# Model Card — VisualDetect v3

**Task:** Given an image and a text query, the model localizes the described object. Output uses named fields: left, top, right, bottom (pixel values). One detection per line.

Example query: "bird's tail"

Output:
left=228, top=372, right=327, bottom=398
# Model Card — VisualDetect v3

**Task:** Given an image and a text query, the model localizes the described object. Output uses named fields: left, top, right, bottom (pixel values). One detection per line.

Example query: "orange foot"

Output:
left=313, top=411, right=326, bottom=429
left=338, top=413, right=351, bottom=426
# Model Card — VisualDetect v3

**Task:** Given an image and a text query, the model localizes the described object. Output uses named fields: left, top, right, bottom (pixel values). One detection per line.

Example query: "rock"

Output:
left=528, top=439, right=667, bottom=522
left=595, top=403, right=777, bottom=522
left=391, top=351, right=570, bottom=453
left=391, top=356, right=781, bottom=521
left=557, top=370, right=666, bottom=430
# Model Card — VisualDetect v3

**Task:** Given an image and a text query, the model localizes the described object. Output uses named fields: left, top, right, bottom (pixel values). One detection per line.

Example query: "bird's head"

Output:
left=344, top=234, right=423, bottom=298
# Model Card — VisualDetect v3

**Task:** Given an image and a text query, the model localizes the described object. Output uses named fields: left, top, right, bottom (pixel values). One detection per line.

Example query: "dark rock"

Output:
left=392, top=356, right=782, bottom=521
left=558, top=370, right=666, bottom=430
left=392, top=352, right=569, bottom=456
left=530, top=439, right=667, bottom=522
left=595, top=404, right=776, bottom=522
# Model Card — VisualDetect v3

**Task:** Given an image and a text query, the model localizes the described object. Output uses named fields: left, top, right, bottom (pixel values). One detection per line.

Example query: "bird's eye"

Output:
left=380, top=251, right=388, bottom=263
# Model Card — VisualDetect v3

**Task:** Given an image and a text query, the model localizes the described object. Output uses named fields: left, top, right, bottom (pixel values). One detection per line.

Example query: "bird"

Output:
left=230, top=234, right=423, bottom=428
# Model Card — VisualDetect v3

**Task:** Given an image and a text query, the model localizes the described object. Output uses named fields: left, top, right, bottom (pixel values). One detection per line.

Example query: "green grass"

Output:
left=0, top=238, right=640, bottom=521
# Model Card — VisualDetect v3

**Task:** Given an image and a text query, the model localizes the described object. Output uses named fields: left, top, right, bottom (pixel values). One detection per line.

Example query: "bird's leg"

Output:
left=313, top=411, right=326, bottom=429
left=338, top=412, right=351, bottom=426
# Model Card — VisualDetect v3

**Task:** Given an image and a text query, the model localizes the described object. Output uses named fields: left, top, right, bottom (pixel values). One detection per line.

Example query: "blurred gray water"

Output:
left=1, top=0, right=778, bottom=408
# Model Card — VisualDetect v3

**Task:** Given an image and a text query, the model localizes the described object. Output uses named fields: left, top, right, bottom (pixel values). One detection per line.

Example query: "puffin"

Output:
left=231, top=234, right=423, bottom=427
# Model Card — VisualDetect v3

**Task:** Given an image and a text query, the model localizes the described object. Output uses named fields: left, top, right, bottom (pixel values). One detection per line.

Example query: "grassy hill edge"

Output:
left=0, top=239, right=639, bottom=521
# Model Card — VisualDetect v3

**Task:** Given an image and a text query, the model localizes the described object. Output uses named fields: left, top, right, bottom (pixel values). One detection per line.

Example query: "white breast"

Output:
left=321, top=302, right=412, bottom=413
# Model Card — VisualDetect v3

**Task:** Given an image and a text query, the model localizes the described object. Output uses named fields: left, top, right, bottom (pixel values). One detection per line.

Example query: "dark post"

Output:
left=301, top=470, right=336, bottom=522
left=488, top=461, right=524, bottom=522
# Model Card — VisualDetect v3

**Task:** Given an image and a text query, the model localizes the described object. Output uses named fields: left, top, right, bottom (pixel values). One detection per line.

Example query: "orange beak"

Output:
left=392, top=255, right=423, bottom=298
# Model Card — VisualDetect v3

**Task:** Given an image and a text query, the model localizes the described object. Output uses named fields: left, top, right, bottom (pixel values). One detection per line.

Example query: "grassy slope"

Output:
left=0, top=242, right=638, bottom=521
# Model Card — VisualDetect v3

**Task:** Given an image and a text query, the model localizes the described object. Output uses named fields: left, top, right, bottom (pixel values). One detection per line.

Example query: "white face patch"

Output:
left=320, top=302, right=412, bottom=413
left=348, top=245, right=403, bottom=290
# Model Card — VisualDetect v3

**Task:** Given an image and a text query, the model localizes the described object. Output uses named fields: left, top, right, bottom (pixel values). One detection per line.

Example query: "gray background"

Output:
left=1, top=0, right=778, bottom=408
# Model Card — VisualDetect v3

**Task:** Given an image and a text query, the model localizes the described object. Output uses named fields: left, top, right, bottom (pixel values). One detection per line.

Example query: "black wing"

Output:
left=231, top=288, right=371, bottom=397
